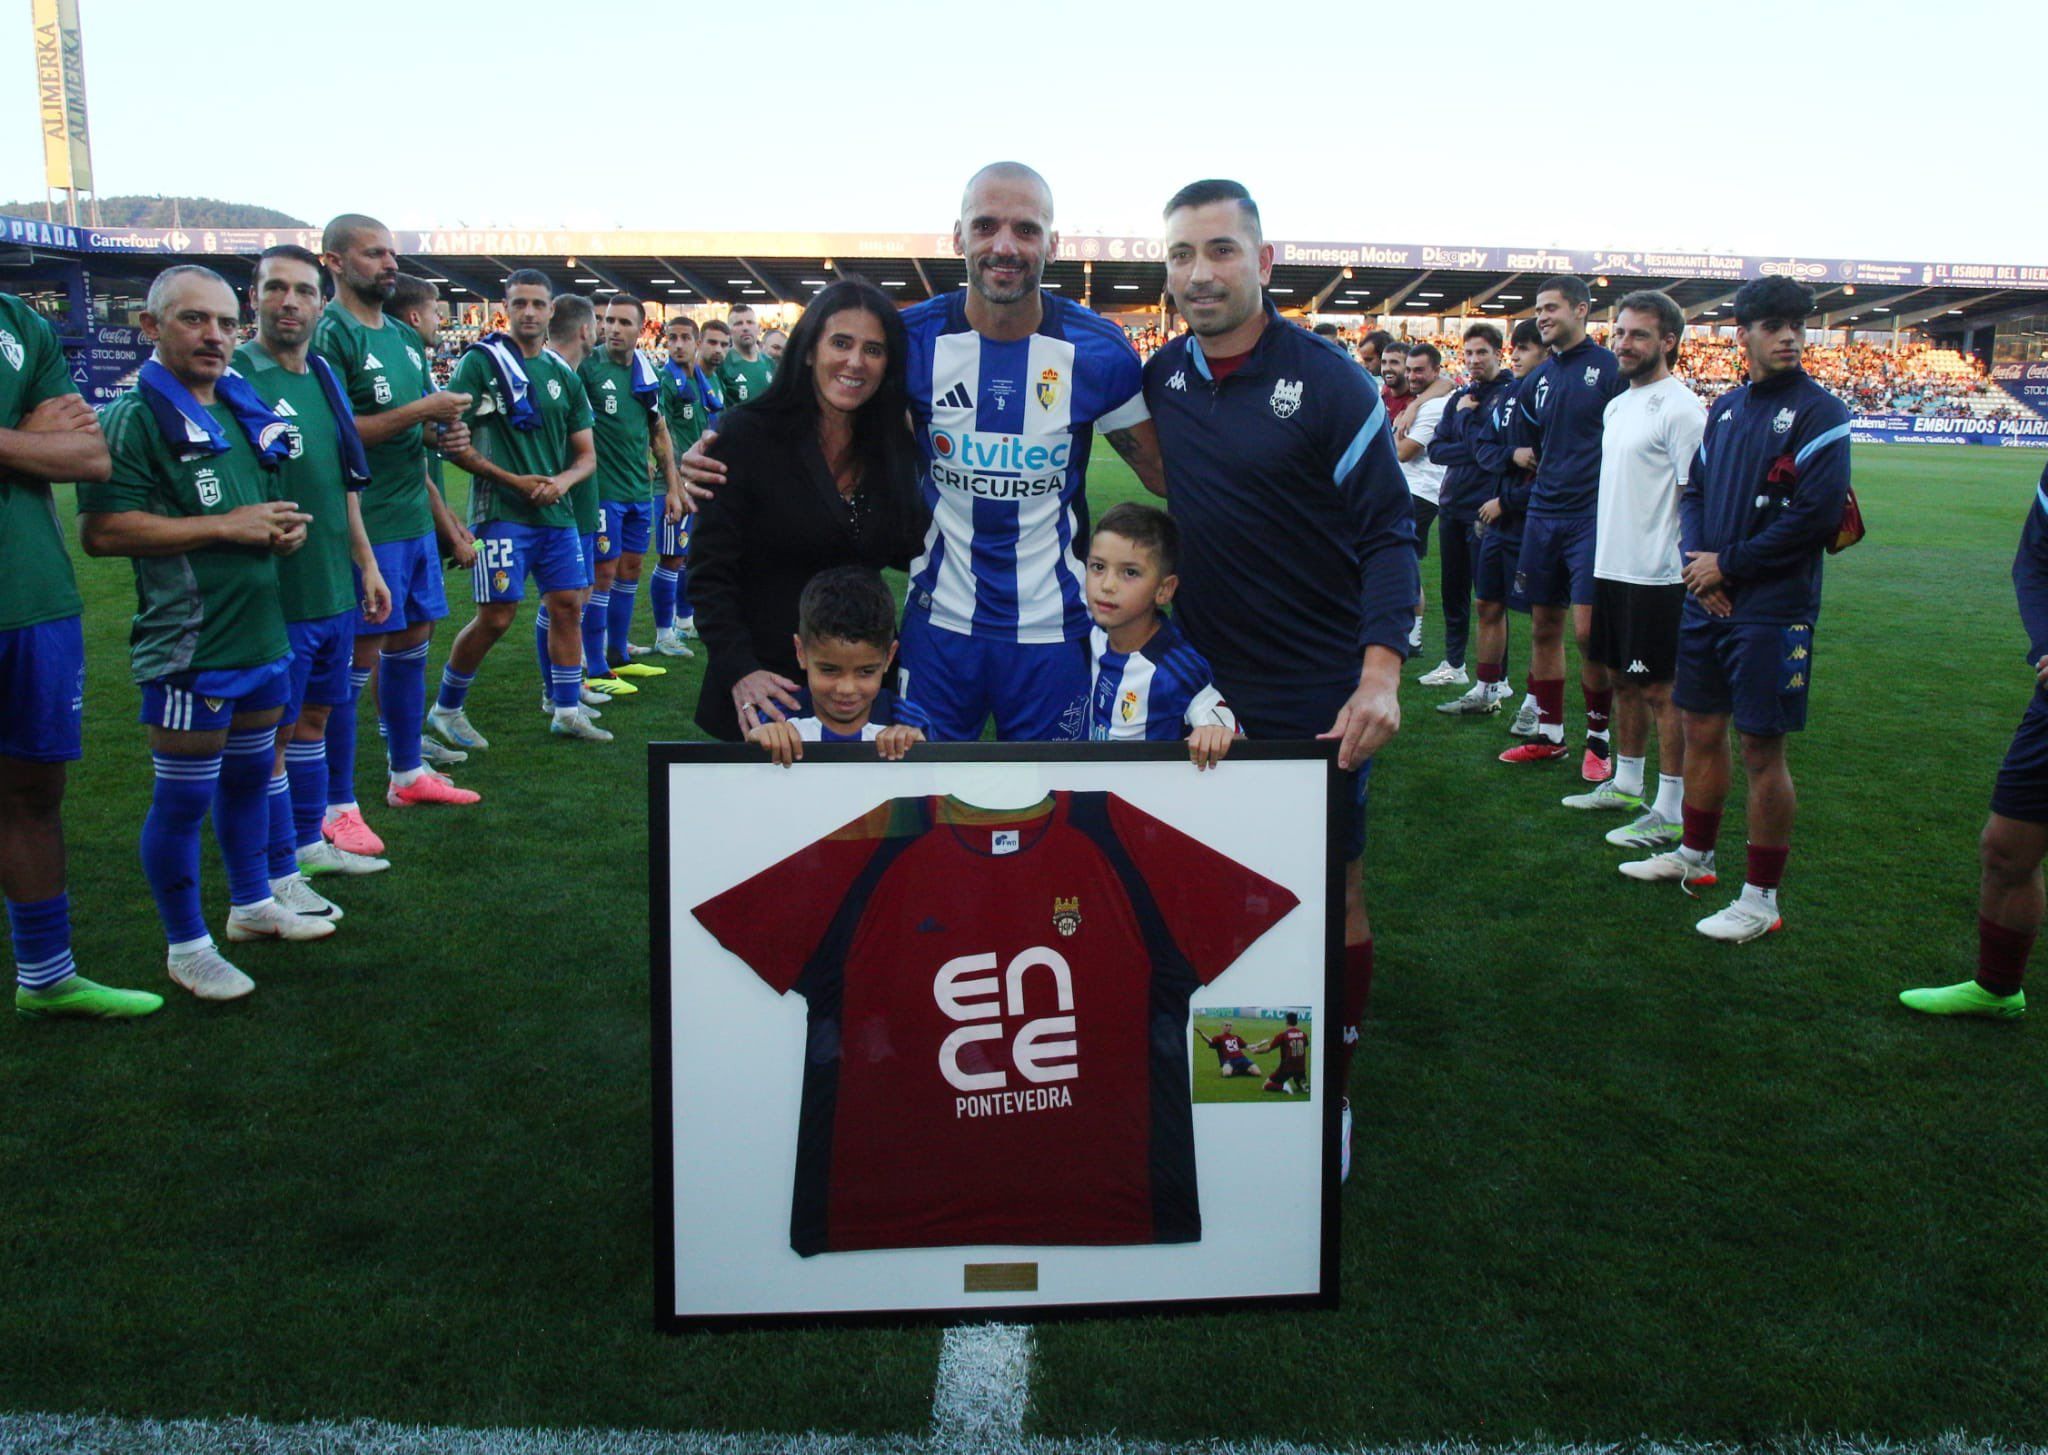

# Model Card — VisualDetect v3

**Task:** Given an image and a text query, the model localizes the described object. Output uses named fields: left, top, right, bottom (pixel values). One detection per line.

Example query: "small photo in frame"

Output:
left=1192, top=1007, right=1314, bottom=1104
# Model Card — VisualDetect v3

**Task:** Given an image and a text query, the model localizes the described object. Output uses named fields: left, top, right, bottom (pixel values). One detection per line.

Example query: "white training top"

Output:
left=1594, top=373, right=1708, bottom=585
left=1400, top=395, right=1448, bottom=505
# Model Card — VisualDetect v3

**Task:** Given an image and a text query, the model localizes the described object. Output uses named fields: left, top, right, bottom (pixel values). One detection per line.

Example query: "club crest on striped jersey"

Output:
left=1119, top=688, right=1138, bottom=722
left=1270, top=378, right=1303, bottom=418
left=1036, top=367, right=1062, bottom=411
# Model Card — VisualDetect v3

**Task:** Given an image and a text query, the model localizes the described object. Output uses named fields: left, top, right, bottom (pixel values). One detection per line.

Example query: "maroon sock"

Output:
left=1477, top=662, right=1504, bottom=685
left=1746, top=843, right=1789, bottom=891
left=1335, top=939, right=1374, bottom=1088
left=1532, top=677, right=1565, bottom=729
left=1584, top=687, right=1612, bottom=738
left=1977, top=915, right=2034, bottom=996
left=1681, top=805, right=1721, bottom=856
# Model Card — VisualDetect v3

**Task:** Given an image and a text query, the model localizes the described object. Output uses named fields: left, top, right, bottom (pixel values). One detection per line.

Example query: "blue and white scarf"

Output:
left=465, top=332, right=539, bottom=432
left=137, top=357, right=293, bottom=469
left=629, top=350, right=661, bottom=412
left=306, top=353, right=372, bottom=485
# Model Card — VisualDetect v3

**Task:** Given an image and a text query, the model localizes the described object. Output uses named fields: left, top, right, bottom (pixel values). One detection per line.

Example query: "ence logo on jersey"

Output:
left=935, top=946, right=1080, bottom=1119
left=927, top=427, right=1073, bottom=499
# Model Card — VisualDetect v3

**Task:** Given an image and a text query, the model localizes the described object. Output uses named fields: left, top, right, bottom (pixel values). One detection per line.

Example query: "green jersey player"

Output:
left=1, top=290, right=163, bottom=1020
left=428, top=270, right=605, bottom=745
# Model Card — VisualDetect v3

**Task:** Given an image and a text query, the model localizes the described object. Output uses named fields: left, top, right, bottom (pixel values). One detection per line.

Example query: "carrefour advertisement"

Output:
left=1850, top=414, right=2048, bottom=448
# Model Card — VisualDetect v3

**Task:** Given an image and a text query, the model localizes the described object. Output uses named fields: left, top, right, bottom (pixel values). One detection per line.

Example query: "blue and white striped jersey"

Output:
left=1086, top=616, right=1233, bottom=742
left=787, top=687, right=934, bottom=742
left=903, top=291, right=1148, bottom=646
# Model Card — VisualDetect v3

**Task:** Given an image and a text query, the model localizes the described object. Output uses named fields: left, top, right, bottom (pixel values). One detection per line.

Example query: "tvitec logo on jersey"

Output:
left=928, top=427, right=1073, bottom=499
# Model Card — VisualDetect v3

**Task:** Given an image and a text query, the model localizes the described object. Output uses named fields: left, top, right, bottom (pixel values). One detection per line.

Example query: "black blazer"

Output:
left=689, top=406, right=927, bottom=741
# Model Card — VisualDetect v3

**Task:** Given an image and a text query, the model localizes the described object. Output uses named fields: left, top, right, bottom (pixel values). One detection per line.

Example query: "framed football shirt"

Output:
left=692, top=791, right=1299, bottom=1257
left=652, top=742, right=1341, bottom=1329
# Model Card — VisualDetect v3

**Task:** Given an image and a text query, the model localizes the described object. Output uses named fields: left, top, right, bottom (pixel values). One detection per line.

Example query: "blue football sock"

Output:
left=264, top=766, right=295, bottom=880
left=142, top=752, right=221, bottom=945
left=380, top=641, right=430, bottom=775
left=326, top=666, right=371, bottom=808
left=550, top=664, right=583, bottom=711
left=284, top=737, right=328, bottom=852
left=673, top=562, right=692, bottom=618
left=535, top=607, right=552, bottom=694
left=650, top=567, right=677, bottom=632
left=215, top=728, right=278, bottom=909
left=7, top=891, right=76, bottom=991
left=583, top=591, right=610, bottom=677
left=607, top=579, right=638, bottom=662
left=437, top=663, right=476, bottom=712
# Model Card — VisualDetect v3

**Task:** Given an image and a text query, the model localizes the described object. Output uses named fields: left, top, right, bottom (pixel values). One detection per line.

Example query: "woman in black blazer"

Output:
left=689, top=278, right=928, bottom=741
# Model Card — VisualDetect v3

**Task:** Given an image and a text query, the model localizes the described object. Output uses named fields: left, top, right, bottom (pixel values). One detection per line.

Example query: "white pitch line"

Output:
left=930, top=1321, right=1034, bottom=1453
left=3, top=1412, right=2045, bottom=1455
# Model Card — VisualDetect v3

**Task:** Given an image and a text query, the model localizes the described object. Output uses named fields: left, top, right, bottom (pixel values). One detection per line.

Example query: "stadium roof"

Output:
left=17, top=217, right=2046, bottom=332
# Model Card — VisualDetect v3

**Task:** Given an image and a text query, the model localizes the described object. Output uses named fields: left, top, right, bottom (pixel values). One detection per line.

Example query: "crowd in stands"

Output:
left=1117, top=320, right=2030, bottom=419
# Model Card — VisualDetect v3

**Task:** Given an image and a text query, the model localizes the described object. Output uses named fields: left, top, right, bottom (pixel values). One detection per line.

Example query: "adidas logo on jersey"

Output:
left=600, top=379, right=616, bottom=390
left=363, top=352, right=384, bottom=369
left=935, top=381, right=973, bottom=411
left=272, top=398, right=299, bottom=416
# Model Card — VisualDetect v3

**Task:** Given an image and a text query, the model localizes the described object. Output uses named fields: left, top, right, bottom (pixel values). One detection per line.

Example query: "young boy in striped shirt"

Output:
left=1082, top=503, right=1236, bottom=769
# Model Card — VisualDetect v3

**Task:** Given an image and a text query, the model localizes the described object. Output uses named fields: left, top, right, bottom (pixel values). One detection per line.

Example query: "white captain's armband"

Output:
left=1185, top=685, right=1237, bottom=735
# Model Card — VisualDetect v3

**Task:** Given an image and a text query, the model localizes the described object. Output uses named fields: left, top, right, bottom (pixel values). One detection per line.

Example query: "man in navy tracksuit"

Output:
left=1503, top=276, right=1626, bottom=778
left=1439, top=318, right=1544, bottom=721
left=1901, top=460, right=2048, bottom=1019
left=1145, top=179, right=1416, bottom=1182
left=1425, top=322, right=1514, bottom=688
left=1618, top=276, right=1850, bottom=945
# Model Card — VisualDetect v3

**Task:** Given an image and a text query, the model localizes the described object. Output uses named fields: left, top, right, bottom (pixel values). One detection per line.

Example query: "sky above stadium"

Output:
left=6, top=0, right=2043, bottom=264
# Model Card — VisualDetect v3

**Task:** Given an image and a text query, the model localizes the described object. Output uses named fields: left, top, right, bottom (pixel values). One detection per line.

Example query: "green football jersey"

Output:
left=580, top=351, right=657, bottom=506
left=82, top=393, right=289, bottom=681
left=658, top=366, right=705, bottom=455
left=233, top=342, right=358, bottom=624
left=0, top=294, right=85, bottom=631
left=309, top=301, right=432, bottom=546
left=719, top=350, right=774, bottom=407
left=448, top=344, right=593, bottom=530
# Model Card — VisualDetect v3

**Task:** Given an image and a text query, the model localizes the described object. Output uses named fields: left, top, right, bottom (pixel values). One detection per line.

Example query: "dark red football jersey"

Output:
left=1206, top=1032, right=1249, bottom=1058
left=1274, top=1027, right=1308, bottom=1072
left=692, top=791, right=1299, bottom=1256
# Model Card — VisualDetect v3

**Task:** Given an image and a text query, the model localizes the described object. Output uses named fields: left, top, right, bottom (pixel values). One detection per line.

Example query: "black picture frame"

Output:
left=648, top=740, right=1345, bottom=1333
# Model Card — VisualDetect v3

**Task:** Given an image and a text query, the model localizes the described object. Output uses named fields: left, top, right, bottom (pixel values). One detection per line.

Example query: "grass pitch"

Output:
left=3, top=443, right=2046, bottom=1448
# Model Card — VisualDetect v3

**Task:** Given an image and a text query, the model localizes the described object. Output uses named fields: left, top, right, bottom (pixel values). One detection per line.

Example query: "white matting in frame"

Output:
left=649, top=742, right=1342, bottom=1330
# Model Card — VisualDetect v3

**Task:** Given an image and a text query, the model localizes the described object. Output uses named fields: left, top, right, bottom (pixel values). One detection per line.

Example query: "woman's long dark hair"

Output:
left=734, top=276, right=922, bottom=544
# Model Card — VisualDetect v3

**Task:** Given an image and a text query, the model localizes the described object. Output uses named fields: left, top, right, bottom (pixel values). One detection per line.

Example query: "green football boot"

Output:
left=1899, top=980, right=2026, bottom=1020
left=16, top=975, right=165, bottom=1021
